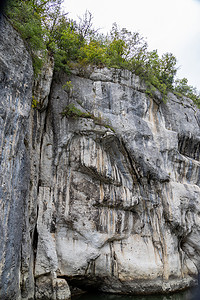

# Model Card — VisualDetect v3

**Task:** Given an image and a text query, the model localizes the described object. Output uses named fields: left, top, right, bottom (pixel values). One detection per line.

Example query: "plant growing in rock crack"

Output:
left=32, top=96, right=40, bottom=109
left=61, top=103, right=115, bottom=132
left=61, top=103, right=91, bottom=119
left=62, top=81, right=73, bottom=96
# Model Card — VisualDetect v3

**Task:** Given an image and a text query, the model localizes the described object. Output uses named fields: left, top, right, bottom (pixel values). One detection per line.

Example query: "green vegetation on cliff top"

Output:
left=4, top=0, right=200, bottom=107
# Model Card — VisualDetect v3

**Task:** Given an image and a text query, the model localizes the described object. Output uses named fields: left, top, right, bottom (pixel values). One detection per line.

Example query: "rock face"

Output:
left=0, top=15, right=200, bottom=299
left=36, top=68, right=200, bottom=295
left=0, top=15, right=33, bottom=300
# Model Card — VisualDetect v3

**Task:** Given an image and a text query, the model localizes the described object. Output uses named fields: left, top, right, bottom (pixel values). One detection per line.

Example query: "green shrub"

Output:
left=5, top=0, right=64, bottom=76
left=5, top=1, right=199, bottom=106
left=62, top=81, right=73, bottom=93
left=174, top=78, right=200, bottom=108
left=61, top=104, right=115, bottom=131
left=32, top=96, right=40, bottom=109
left=78, top=41, right=109, bottom=66
left=61, top=103, right=91, bottom=119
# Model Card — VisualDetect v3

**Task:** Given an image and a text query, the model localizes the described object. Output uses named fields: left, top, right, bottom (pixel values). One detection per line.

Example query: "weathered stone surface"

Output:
left=35, top=275, right=70, bottom=300
left=34, top=68, right=200, bottom=294
left=0, top=15, right=56, bottom=299
left=0, top=15, right=33, bottom=300
left=21, top=55, right=54, bottom=300
left=1, top=15, right=200, bottom=298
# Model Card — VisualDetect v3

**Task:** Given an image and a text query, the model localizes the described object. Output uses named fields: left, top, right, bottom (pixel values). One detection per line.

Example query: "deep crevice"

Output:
left=178, top=134, right=200, bottom=162
left=120, top=139, right=142, bottom=184
left=32, top=223, right=38, bottom=276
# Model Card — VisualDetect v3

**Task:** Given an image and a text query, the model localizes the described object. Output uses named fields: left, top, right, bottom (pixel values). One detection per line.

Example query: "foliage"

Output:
left=61, top=103, right=91, bottom=119
left=76, top=10, right=98, bottom=42
left=32, top=96, right=40, bottom=108
left=49, top=10, right=97, bottom=70
left=5, top=0, right=64, bottom=76
left=138, top=50, right=177, bottom=100
left=4, top=1, right=199, bottom=106
left=5, top=0, right=43, bottom=75
left=174, top=78, right=200, bottom=108
left=61, top=104, right=115, bottom=131
left=52, top=20, right=83, bottom=71
left=62, top=80, right=73, bottom=92
left=78, top=41, right=109, bottom=66
left=5, top=0, right=45, bottom=50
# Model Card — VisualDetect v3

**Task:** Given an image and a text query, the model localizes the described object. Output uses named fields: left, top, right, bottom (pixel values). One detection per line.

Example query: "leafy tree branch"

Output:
left=4, top=0, right=200, bottom=105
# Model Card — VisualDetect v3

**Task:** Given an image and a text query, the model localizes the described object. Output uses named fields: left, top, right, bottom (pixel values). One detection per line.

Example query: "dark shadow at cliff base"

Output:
left=0, top=0, right=7, bottom=14
left=72, top=288, right=199, bottom=300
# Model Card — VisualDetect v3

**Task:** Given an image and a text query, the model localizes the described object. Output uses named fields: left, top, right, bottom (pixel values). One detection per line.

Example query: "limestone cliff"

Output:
left=0, top=15, right=33, bottom=300
left=0, top=15, right=200, bottom=300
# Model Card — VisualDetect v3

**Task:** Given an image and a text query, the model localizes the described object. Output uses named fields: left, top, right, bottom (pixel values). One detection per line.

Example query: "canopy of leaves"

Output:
left=174, top=78, right=200, bottom=108
left=4, top=0, right=200, bottom=105
left=5, top=0, right=65, bottom=75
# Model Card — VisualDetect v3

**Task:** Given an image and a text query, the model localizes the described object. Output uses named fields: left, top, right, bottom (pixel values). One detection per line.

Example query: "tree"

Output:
left=5, top=0, right=65, bottom=74
left=174, top=78, right=200, bottom=107
left=78, top=41, right=108, bottom=66
left=53, top=19, right=83, bottom=71
left=5, top=2, right=199, bottom=106
left=76, top=10, right=98, bottom=42
left=159, top=53, right=177, bottom=89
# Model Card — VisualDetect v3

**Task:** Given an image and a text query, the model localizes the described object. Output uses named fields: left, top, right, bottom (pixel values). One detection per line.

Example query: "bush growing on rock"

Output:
left=5, top=0, right=200, bottom=105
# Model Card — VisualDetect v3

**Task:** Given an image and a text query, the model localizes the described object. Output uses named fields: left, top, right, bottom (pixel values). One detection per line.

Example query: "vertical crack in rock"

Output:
left=32, top=224, right=39, bottom=275
left=178, top=134, right=200, bottom=162
left=120, top=139, right=142, bottom=184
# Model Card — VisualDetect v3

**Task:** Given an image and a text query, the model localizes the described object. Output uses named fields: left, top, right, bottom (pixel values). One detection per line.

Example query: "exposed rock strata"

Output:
left=0, top=15, right=200, bottom=299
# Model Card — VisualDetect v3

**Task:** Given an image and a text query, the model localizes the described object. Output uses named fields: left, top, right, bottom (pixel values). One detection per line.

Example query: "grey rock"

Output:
left=0, top=15, right=33, bottom=300
left=22, top=49, right=55, bottom=300
left=35, top=274, right=71, bottom=300
left=35, top=68, right=200, bottom=294
left=33, top=55, right=54, bottom=111
left=1, top=14, right=200, bottom=299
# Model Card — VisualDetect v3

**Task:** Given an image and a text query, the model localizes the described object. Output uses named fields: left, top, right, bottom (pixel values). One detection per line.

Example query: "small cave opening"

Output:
left=57, top=275, right=104, bottom=298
